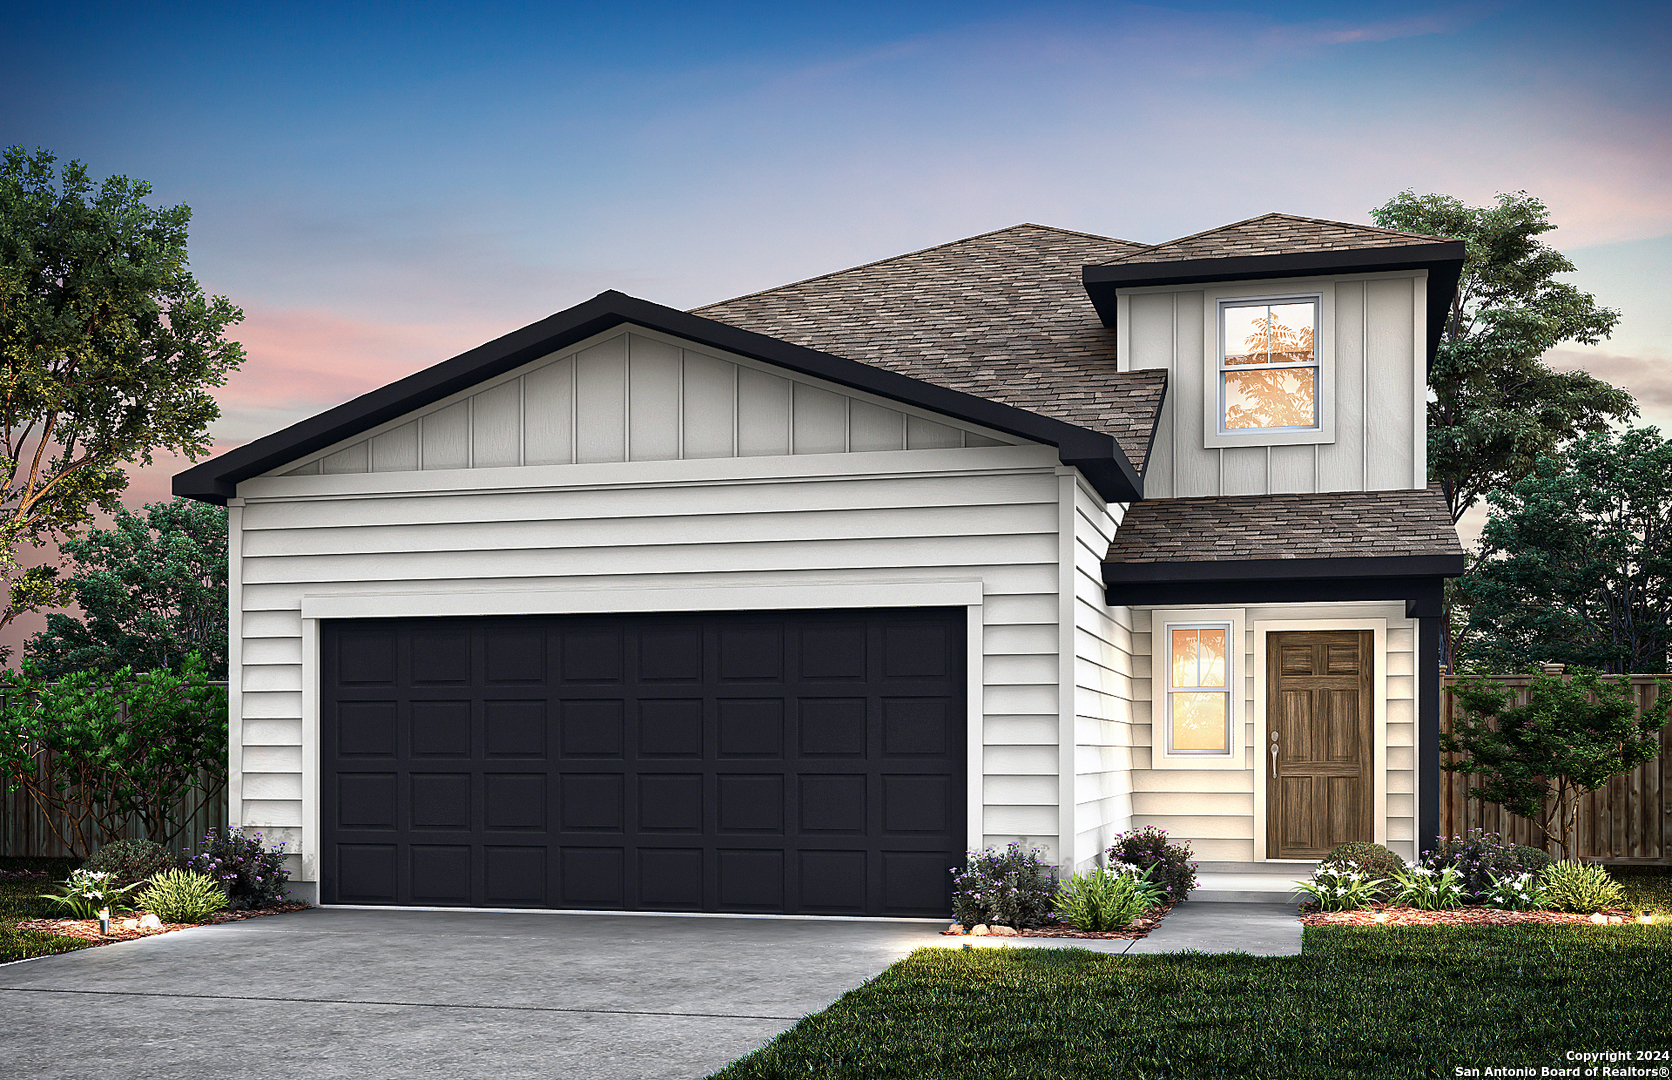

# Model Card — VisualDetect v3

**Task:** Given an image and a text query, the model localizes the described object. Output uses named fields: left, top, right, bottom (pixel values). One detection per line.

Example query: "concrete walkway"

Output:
left=0, top=902, right=1302, bottom=1079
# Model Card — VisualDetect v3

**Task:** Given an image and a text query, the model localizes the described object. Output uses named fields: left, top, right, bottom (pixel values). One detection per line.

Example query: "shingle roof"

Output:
left=1103, top=212, right=1453, bottom=267
left=692, top=224, right=1169, bottom=472
left=1105, top=485, right=1463, bottom=564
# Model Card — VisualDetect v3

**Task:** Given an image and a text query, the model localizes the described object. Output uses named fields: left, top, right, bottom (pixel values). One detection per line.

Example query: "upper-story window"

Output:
left=1218, top=296, right=1320, bottom=434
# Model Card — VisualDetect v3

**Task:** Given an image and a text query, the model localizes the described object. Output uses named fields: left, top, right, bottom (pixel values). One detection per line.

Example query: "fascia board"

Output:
left=173, top=290, right=1146, bottom=505
left=1101, top=554, right=1466, bottom=586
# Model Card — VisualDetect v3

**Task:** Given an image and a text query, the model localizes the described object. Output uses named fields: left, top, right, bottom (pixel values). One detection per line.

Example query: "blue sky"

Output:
left=4, top=0, right=1669, bottom=481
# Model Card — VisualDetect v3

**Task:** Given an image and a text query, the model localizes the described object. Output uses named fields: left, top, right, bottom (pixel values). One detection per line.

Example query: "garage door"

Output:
left=320, top=609, right=965, bottom=917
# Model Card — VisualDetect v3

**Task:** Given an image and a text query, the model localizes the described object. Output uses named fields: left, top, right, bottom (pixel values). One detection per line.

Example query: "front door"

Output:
left=1266, top=631, right=1373, bottom=859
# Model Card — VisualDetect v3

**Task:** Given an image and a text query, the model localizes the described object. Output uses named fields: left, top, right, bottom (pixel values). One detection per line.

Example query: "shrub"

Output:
left=1423, top=830, right=1536, bottom=900
left=1053, top=864, right=1164, bottom=931
left=185, top=828, right=290, bottom=910
left=37, top=869, right=141, bottom=918
left=1482, top=870, right=1545, bottom=911
left=1321, top=842, right=1404, bottom=897
left=134, top=869, right=228, bottom=924
left=84, top=838, right=181, bottom=889
left=1390, top=864, right=1468, bottom=910
left=1104, top=826, right=1197, bottom=902
left=950, top=843, right=1057, bottom=929
left=1514, top=845, right=1554, bottom=876
left=1540, top=861, right=1625, bottom=914
left=1294, top=863, right=1383, bottom=912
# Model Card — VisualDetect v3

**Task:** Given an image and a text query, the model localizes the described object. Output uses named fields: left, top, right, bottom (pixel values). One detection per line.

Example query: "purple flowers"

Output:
left=186, top=828, right=291, bottom=911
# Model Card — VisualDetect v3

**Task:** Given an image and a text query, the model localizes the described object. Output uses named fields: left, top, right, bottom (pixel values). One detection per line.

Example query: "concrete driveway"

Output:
left=0, top=907, right=948, bottom=1080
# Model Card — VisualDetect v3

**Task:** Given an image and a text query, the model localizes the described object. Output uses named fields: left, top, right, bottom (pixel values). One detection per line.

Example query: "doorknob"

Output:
left=1270, top=731, right=1279, bottom=779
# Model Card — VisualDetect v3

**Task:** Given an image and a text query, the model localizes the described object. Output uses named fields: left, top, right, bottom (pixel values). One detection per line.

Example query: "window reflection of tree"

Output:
left=1224, top=313, right=1315, bottom=429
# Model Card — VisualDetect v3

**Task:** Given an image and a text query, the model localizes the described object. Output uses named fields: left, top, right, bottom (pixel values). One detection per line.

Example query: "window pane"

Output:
left=1171, top=692, right=1228, bottom=753
left=1170, top=629, right=1198, bottom=689
left=1223, top=367, right=1316, bottom=430
left=1197, top=628, right=1226, bottom=687
left=1224, top=302, right=1315, bottom=367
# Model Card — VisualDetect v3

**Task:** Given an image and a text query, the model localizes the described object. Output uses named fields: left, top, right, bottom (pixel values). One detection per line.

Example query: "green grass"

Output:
left=710, top=925, right=1672, bottom=1080
left=0, top=856, right=93, bottom=963
left=1614, top=865, right=1672, bottom=915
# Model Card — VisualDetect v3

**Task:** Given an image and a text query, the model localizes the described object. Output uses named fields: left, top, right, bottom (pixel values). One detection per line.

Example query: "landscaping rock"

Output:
left=971, top=924, right=991, bottom=936
left=947, top=923, right=964, bottom=934
left=138, top=914, right=163, bottom=930
left=989, top=925, right=1018, bottom=937
left=1590, top=913, right=1608, bottom=924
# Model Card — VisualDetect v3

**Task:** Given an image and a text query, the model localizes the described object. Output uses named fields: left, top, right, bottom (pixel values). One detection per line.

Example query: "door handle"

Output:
left=1270, top=732, right=1279, bottom=779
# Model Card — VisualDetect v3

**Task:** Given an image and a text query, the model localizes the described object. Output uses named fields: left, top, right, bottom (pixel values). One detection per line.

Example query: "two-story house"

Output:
left=175, top=213, right=1466, bottom=914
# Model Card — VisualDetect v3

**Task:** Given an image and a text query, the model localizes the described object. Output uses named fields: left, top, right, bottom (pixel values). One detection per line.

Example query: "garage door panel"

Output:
left=323, top=609, right=964, bottom=916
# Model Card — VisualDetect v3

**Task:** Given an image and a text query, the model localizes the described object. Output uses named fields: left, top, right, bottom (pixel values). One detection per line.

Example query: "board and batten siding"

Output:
left=1129, top=602, right=1418, bottom=863
left=1122, top=274, right=1425, bottom=499
left=229, top=422, right=1080, bottom=888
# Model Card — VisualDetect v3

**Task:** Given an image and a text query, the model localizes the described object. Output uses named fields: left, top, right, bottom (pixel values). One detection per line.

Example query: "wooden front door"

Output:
left=1266, top=631, right=1373, bottom=859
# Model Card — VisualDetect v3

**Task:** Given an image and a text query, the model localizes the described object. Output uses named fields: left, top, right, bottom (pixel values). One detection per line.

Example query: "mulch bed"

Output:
left=1299, top=903, right=1640, bottom=927
left=16, top=902, right=311, bottom=944
left=942, top=902, right=1177, bottom=940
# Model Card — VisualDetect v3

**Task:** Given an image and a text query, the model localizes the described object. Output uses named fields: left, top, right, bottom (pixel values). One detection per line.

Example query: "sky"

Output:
left=2, top=0, right=1669, bottom=653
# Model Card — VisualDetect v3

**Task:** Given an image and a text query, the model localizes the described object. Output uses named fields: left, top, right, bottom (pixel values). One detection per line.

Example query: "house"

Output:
left=174, top=213, right=1466, bottom=914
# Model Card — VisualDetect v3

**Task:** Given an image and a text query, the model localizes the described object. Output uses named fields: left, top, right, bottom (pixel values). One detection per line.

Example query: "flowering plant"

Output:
left=1104, top=825, right=1198, bottom=901
left=1421, top=830, right=1538, bottom=901
left=186, top=828, right=290, bottom=910
left=38, top=869, right=142, bottom=919
left=1293, top=861, right=1382, bottom=912
left=949, top=842, right=1057, bottom=929
left=1481, top=870, right=1545, bottom=911
left=1389, top=863, right=1467, bottom=911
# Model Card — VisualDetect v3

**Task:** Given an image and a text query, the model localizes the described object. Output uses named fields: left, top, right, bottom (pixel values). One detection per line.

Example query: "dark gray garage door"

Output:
left=320, top=609, right=965, bottom=917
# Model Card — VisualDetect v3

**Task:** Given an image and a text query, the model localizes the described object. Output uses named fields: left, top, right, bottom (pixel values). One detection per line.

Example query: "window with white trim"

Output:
left=1164, top=622, right=1232, bottom=757
left=1218, top=296, right=1320, bottom=433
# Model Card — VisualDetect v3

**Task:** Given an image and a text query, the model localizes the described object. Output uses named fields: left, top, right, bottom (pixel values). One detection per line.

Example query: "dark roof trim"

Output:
left=174, top=290, right=1146, bottom=505
left=1104, top=575, right=1450, bottom=619
left=1081, top=241, right=1466, bottom=369
left=1102, top=554, right=1466, bottom=586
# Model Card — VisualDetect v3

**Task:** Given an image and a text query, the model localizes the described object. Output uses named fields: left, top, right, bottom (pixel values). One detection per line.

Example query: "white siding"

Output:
left=282, top=327, right=1015, bottom=479
left=1070, top=482, right=1135, bottom=871
left=1129, top=273, right=1423, bottom=498
left=1130, top=601, right=1418, bottom=863
left=230, top=442, right=1072, bottom=886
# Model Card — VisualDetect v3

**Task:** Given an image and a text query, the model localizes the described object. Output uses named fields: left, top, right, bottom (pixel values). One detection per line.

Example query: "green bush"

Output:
left=1540, top=861, right=1625, bottom=914
left=1390, top=864, right=1468, bottom=910
left=1321, top=842, right=1405, bottom=896
left=1053, top=865, right=1163, bottom=931
left=1423, top=830, right=1533, bottom=900
left=950, top=843, right=1057, bottom=929
left=84, top=838, right=180, bottom=889
left=185, top=828, right=290, bottom=909
left=1294, top=863, right=1383, bottom=912
left=1514, top=845, right=1554, bottom=876
left=134, top=869, right=228, bottom=924
left=1104, top=826, right=1197, bottom=902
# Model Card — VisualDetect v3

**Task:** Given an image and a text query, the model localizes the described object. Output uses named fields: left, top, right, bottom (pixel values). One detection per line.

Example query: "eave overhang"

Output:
left=174, top=290, right=1147, bottom=505
left=1081, top=241, right=1466, bottom=370
left=1101, top=554, right=1465, bottom=618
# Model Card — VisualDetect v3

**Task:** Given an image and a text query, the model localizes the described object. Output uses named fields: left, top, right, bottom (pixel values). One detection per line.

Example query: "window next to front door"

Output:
left=1164, top=622, right=1232, bottom=758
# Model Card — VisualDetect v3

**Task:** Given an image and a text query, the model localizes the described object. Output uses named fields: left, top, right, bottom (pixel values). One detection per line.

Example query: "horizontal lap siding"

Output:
left=1072, top=484, right=1133, bottom=871
left=234, top=462, right=1066, bottom=881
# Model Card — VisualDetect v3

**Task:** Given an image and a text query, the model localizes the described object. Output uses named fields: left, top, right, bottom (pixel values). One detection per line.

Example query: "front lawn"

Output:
left=0, top=857, right=95, bottom=963
left=711, top=924, right=1672, bottom=1080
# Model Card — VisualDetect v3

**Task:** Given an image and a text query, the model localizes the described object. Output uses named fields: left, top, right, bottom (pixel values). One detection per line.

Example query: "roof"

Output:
left=1102, top=212, right=1452, bottom=265
left=1079, top=213, right=1467, bottom=368
left=694, top=224, right=1168, bottom=473
left=1103, top=485, right=1464, bottom=583
left=174, top=290, right=1147, bottom=505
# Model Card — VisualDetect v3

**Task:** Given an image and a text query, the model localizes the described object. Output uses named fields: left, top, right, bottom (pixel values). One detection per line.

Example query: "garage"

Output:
left=320, top=608, right=966, bottom=917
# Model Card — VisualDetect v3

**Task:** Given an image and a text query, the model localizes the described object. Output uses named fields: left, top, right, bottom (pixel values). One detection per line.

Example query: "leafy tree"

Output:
left=1460, top=427, right=1672, bottom=675
left=0, top=148, right=243, bottom=656
left=1442, top=668, right=1669, bottom=860
left=0, top=653, right=227, bottom=856
left=25, top=498, right=228, bottom=678
left=1371, top=190, right=1633, bottom=526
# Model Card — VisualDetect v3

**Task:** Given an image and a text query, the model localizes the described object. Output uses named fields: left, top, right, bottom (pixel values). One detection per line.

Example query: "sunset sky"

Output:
left=3, top=0, right=1669, bottom=650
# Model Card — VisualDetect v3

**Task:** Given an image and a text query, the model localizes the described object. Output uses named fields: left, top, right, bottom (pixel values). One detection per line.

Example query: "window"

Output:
left=1165, top=622, right=1231, bottom=756
left=1218, top=296, right=1319, bottom=433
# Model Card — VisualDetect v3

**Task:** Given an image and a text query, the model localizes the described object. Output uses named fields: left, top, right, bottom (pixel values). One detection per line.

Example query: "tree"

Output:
left=1459, top=427, right=1672, bottom=675
left=25, top=498, right=228, bottom=678
left=1370, top=190, right=1634, bottom=526
left=0, top=148, right=243, bottom=655
left=1441, top=668, right=1669, bottom=860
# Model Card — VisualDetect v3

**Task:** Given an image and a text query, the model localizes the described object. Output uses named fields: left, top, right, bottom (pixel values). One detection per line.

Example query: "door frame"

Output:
left=1252, top=618, right=1387, bottom=862
left=296, top=581, right=986, bottom=888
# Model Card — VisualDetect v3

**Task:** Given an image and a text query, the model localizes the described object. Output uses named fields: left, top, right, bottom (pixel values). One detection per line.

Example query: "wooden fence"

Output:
left=0, top=682, right=230, bottom=860
left=1441, top=673, right=1672, bottom=864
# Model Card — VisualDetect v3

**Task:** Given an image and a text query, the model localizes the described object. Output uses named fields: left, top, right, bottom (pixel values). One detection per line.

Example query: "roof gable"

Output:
left=1103, top=212, right=1453, bottom=266
left=175, top=291, right=1147, bottom=504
